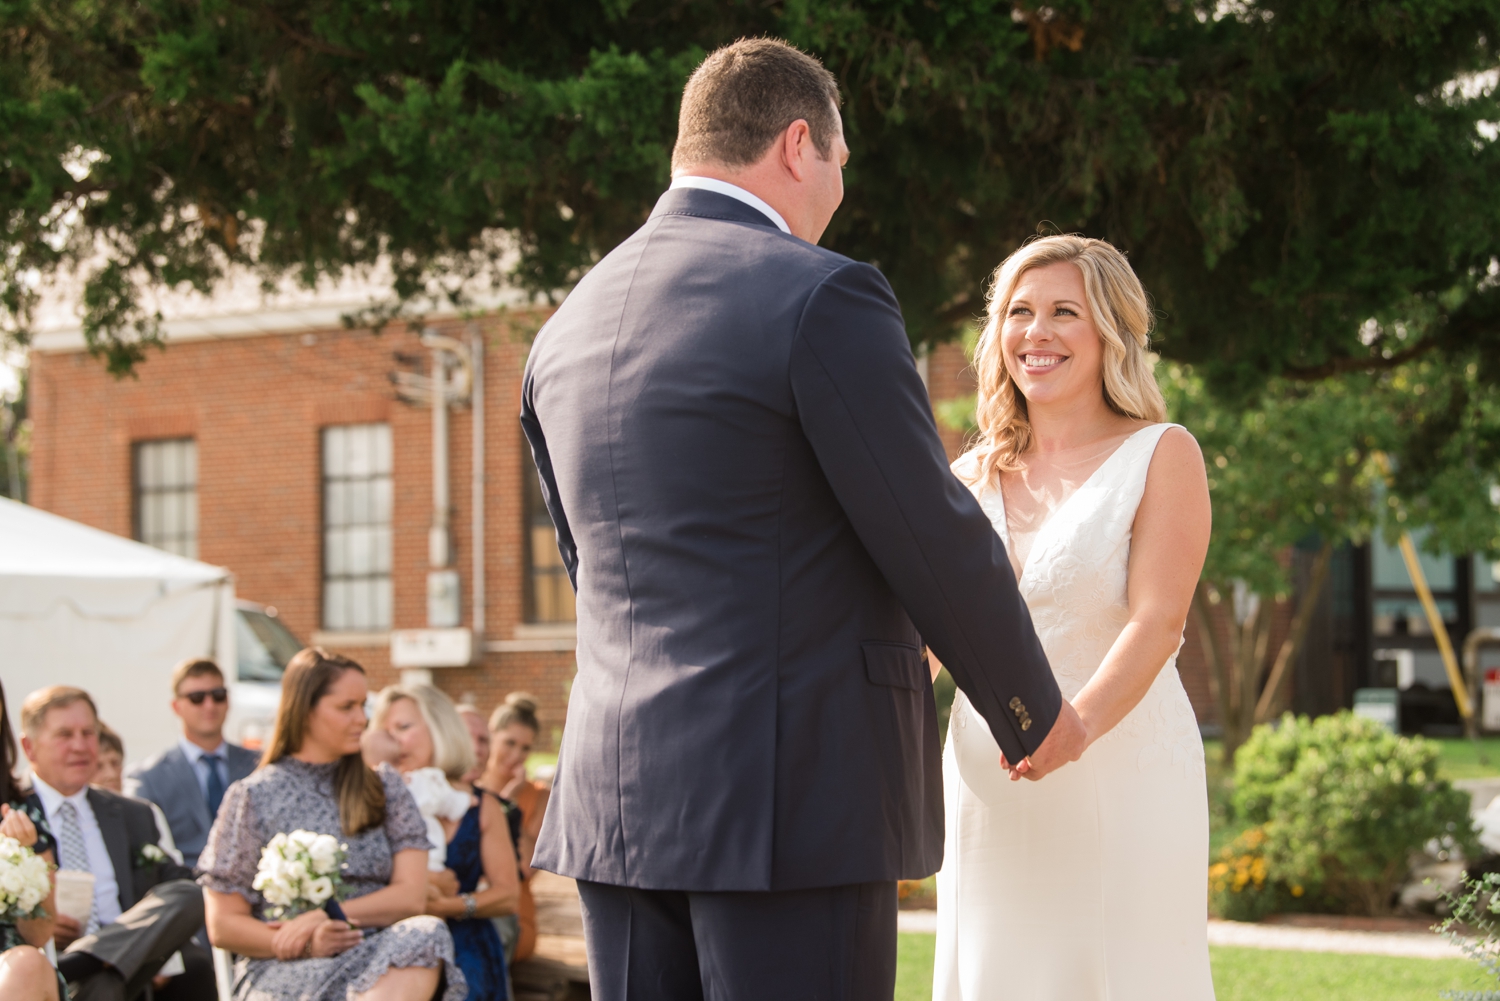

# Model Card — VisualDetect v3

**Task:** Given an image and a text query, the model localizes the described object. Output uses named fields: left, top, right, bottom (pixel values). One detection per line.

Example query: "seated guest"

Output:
left=20, top=686, right=213, bottom=1001
left=95, top=724, right=181, bottom=866
left=200, top=648, right=465, bottom=1001
left=0, top=678, right=62, bottom=1001
left=455, top=705, right=489, bottom=787
left=373, top=685, right=518, bottom=1001
left=477, top=693, right=549, bottom=965
left=125, top=658, right=257, bottom=870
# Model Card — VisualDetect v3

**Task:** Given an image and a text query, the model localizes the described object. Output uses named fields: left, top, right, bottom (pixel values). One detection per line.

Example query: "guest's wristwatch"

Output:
left=460, top=893, right=478, bottom=920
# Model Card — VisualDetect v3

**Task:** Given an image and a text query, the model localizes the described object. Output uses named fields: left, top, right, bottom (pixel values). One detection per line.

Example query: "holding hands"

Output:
left=998, top=699, right=1087, bottom=782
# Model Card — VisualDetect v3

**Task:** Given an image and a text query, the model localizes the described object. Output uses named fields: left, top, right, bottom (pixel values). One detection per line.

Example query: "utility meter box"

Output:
left=1353, top=688, right=1400, bottom=734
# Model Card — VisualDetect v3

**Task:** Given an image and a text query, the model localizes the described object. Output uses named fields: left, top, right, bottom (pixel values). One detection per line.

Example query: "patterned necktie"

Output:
left=54, top=800, right=101, bottom=934
left=204, top=753, right=226, bottom=817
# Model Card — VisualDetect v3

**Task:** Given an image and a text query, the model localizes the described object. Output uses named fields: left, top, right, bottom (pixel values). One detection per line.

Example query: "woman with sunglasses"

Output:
left=123, top=658, right=260, bottom=870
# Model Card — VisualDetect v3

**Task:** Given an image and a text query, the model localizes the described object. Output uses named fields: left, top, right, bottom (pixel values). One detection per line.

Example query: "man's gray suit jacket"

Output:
left=522, top=186, right=1062, bottom=894
left=126, top=742, right=258, bottom=868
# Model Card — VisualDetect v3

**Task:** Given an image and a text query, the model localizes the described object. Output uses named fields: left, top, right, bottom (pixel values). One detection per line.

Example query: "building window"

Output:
left=133, top=439, right=198, bottom=559
left=322, top=424, right=393, bottom=631
left=524, top=447, right=575, bottom=624
left=1370, top=529, right=1458, bottom=637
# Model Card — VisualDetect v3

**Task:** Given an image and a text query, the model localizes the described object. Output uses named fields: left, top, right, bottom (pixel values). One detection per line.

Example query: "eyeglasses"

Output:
left=180, top=688, right=228, bottom=705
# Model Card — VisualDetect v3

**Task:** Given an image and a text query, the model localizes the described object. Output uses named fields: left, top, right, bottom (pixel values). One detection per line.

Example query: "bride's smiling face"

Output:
left=1000, top=262, right=1104, bottom=408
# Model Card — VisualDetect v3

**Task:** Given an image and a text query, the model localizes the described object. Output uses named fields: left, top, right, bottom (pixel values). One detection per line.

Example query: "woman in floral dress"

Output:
left=200, top=649, right=465, bottom=1001
left=0, top=679, right=63, bottom=1001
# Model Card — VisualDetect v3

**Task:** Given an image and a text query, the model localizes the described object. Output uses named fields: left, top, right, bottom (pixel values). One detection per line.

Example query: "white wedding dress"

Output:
left=935, top=423, right=1215, bottom=1000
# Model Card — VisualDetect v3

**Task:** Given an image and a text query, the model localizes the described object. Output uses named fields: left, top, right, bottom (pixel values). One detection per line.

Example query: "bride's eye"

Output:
left=1008, top=305, right=1031, bottom=317
left=1055, top=306, right=1079, bottom=317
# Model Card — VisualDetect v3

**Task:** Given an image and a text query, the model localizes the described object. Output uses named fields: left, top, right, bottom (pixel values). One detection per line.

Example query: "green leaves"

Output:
left=0, top=0, right=1497, bottom=394
left=1234, top=711, right=1476, bottom=915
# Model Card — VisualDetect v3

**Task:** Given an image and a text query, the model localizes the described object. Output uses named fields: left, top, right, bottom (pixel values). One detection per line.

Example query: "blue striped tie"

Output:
left=55, top=801, right=100, bottom=935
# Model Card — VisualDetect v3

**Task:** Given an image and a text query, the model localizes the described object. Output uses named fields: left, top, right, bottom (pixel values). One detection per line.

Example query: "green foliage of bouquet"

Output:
left=1234, top=711, right=1476, bottom=915
left=1435, top=871, right=1500, bottom=1000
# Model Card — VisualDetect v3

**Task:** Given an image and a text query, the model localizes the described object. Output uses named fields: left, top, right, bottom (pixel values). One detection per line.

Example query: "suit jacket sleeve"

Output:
left=789, top=261, right=1061, bottom=761
left=521, top=364, right=580, bottom=591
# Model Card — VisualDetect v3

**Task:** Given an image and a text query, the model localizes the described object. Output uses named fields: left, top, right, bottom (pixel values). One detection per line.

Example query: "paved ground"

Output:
left=896, top=910, right=1467, bottom=959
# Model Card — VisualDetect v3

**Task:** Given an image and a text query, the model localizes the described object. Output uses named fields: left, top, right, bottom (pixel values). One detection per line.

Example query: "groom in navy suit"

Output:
left=523, top=38, right=1087, bottom=1000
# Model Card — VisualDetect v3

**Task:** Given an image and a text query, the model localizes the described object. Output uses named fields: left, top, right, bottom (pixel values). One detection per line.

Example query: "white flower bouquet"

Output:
left=251, top=830, right=348, bottom=920
left=0, top=835, right=51, bottom=921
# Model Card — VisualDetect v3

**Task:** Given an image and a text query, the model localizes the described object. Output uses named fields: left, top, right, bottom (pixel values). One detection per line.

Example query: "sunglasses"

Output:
left=180, top=687, right=228, bottom=705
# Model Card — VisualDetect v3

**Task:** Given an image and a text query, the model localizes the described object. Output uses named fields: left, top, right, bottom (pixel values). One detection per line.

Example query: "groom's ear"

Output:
left=780, top=119, right=817, bottom=181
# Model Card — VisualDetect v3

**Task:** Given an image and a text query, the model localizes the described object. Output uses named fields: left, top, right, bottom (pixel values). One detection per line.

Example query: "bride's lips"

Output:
left=1018, top=352, right=1068, bottom=375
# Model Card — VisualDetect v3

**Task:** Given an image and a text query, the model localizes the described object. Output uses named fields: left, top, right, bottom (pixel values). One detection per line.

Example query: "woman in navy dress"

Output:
left=371, top=683, right=520, bottom=1001
left=444, top=792, right=514, bottom=1000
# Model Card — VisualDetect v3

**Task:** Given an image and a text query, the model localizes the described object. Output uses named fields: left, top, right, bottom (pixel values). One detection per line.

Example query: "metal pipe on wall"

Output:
left=430, top=348, right=450, bottom=569
left=469, top=325, right=485, bottom=641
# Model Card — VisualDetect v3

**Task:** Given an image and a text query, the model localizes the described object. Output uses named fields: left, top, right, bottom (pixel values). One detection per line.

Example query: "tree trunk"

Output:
left=1253, top=542, right=1335, bottom=724
left=1200, top=546, right=1338, bottom=765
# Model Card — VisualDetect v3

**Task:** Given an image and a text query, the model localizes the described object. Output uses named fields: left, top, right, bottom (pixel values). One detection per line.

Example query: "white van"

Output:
left=225, top=601, right=302, bottom=751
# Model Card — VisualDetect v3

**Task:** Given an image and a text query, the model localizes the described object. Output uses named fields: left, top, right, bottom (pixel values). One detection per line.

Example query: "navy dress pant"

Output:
left=576, top=879, right=898, bottom=1001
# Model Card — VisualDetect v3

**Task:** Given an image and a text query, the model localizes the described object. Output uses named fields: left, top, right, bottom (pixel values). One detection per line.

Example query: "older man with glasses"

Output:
left=125, top=659, right=259, bottom=870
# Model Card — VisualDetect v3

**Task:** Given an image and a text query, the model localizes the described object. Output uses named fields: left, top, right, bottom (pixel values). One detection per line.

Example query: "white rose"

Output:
left=305, top=876, right=335, bottom=905
left=308, top=838, right=340, bottom=876
left=288, top=830, right=318, bottom=851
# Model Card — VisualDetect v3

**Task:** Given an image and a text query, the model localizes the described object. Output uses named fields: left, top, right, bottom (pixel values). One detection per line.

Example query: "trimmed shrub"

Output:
left=1232, top=711, right=1476, bottom=915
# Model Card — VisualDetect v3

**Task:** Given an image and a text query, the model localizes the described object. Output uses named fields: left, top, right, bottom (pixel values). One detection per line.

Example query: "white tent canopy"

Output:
left=0, top=497, right=236, bottom=766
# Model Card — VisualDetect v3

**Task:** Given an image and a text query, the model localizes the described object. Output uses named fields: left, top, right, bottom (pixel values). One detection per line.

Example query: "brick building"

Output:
left=28, top=299, right=1233, bottom=748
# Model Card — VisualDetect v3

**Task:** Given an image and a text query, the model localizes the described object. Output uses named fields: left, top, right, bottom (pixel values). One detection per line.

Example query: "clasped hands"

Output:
left=998, top=699, right=1087, bottom=782
left=266, top=908, right=363, bottom=960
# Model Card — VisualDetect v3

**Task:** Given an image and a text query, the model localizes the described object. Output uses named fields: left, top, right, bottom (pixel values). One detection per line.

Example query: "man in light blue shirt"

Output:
left=125, top=659, right=259, bottom=870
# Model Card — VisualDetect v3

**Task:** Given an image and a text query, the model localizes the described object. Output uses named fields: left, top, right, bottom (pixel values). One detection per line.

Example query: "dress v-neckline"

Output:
left=994, top=424, right=1160, bottom=584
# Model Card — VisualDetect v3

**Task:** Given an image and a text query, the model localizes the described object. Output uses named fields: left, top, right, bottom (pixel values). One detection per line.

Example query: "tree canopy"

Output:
left=2, top=0, right=1498, bottom=409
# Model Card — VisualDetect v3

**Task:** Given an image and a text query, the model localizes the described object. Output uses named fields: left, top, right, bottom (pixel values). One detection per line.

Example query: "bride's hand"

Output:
left=1003, top=700, right=1087, bottom=781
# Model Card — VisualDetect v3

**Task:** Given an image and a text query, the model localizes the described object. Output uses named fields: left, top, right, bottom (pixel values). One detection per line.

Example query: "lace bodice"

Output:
left=950, top=423, right=1202, bottom=773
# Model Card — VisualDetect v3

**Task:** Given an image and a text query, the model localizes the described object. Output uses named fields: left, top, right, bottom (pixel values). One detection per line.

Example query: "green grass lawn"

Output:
left=1430, top=737, right=1500, bottom=781
left=893, top=936, right=1484, bottom=1001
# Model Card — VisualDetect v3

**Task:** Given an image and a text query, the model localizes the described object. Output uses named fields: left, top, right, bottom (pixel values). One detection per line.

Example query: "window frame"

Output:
left=132, top=437, right=199, bottom=559
left=320, top=423, right=394, bottom=632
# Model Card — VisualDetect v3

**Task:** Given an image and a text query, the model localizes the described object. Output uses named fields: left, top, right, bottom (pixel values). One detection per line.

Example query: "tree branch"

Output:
left=1281, top=338, right=1438, bottom=381
left=1253, top=541, right=1334, bottom=723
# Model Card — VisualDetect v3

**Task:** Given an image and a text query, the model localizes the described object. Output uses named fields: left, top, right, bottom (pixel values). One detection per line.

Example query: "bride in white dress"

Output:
left=934, top=235, right=1215, bottom=1000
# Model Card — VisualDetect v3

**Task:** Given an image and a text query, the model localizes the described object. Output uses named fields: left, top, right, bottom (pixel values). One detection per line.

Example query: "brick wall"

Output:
left=29, top=313, right=575, bottom=745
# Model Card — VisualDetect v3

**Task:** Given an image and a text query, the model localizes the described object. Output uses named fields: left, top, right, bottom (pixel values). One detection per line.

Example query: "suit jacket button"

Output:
left=1009, top=697, right=1023, bottom=711
left=1021, top=718, right=1032, bottom=731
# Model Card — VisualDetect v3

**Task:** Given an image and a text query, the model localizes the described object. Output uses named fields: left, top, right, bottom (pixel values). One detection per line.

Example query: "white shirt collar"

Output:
left=30, top=774, right=87, bottom=814
left=179, top=737, right=228, bottom=765
left=668, top=176, right=791, bottom=235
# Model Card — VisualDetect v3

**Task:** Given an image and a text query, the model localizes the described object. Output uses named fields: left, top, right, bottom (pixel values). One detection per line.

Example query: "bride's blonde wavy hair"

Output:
left=958, top=234, right=1166, bottom=489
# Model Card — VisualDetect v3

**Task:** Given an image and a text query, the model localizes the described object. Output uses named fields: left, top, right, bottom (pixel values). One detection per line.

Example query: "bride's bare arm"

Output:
left=1070, top=426, right=1210, bottom=746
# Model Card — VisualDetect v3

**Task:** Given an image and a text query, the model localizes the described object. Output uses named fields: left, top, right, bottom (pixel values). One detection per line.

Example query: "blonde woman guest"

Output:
left=199, top=649, right=465, bottom=1001
left=476, top=693, right=548, bottom=965
left=372, top=685, right=518, bottom=1001
left=934, top=235, right=1214, bottom=1000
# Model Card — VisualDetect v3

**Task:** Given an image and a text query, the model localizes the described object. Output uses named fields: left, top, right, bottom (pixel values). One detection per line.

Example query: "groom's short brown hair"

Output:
left=672, top=38, right=842, bottom=171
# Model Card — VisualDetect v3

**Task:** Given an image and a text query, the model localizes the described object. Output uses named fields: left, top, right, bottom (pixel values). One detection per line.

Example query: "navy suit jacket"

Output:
left=125, top=742, right=258, bottom=868
left=522, top=187, right=1061, bottom=893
